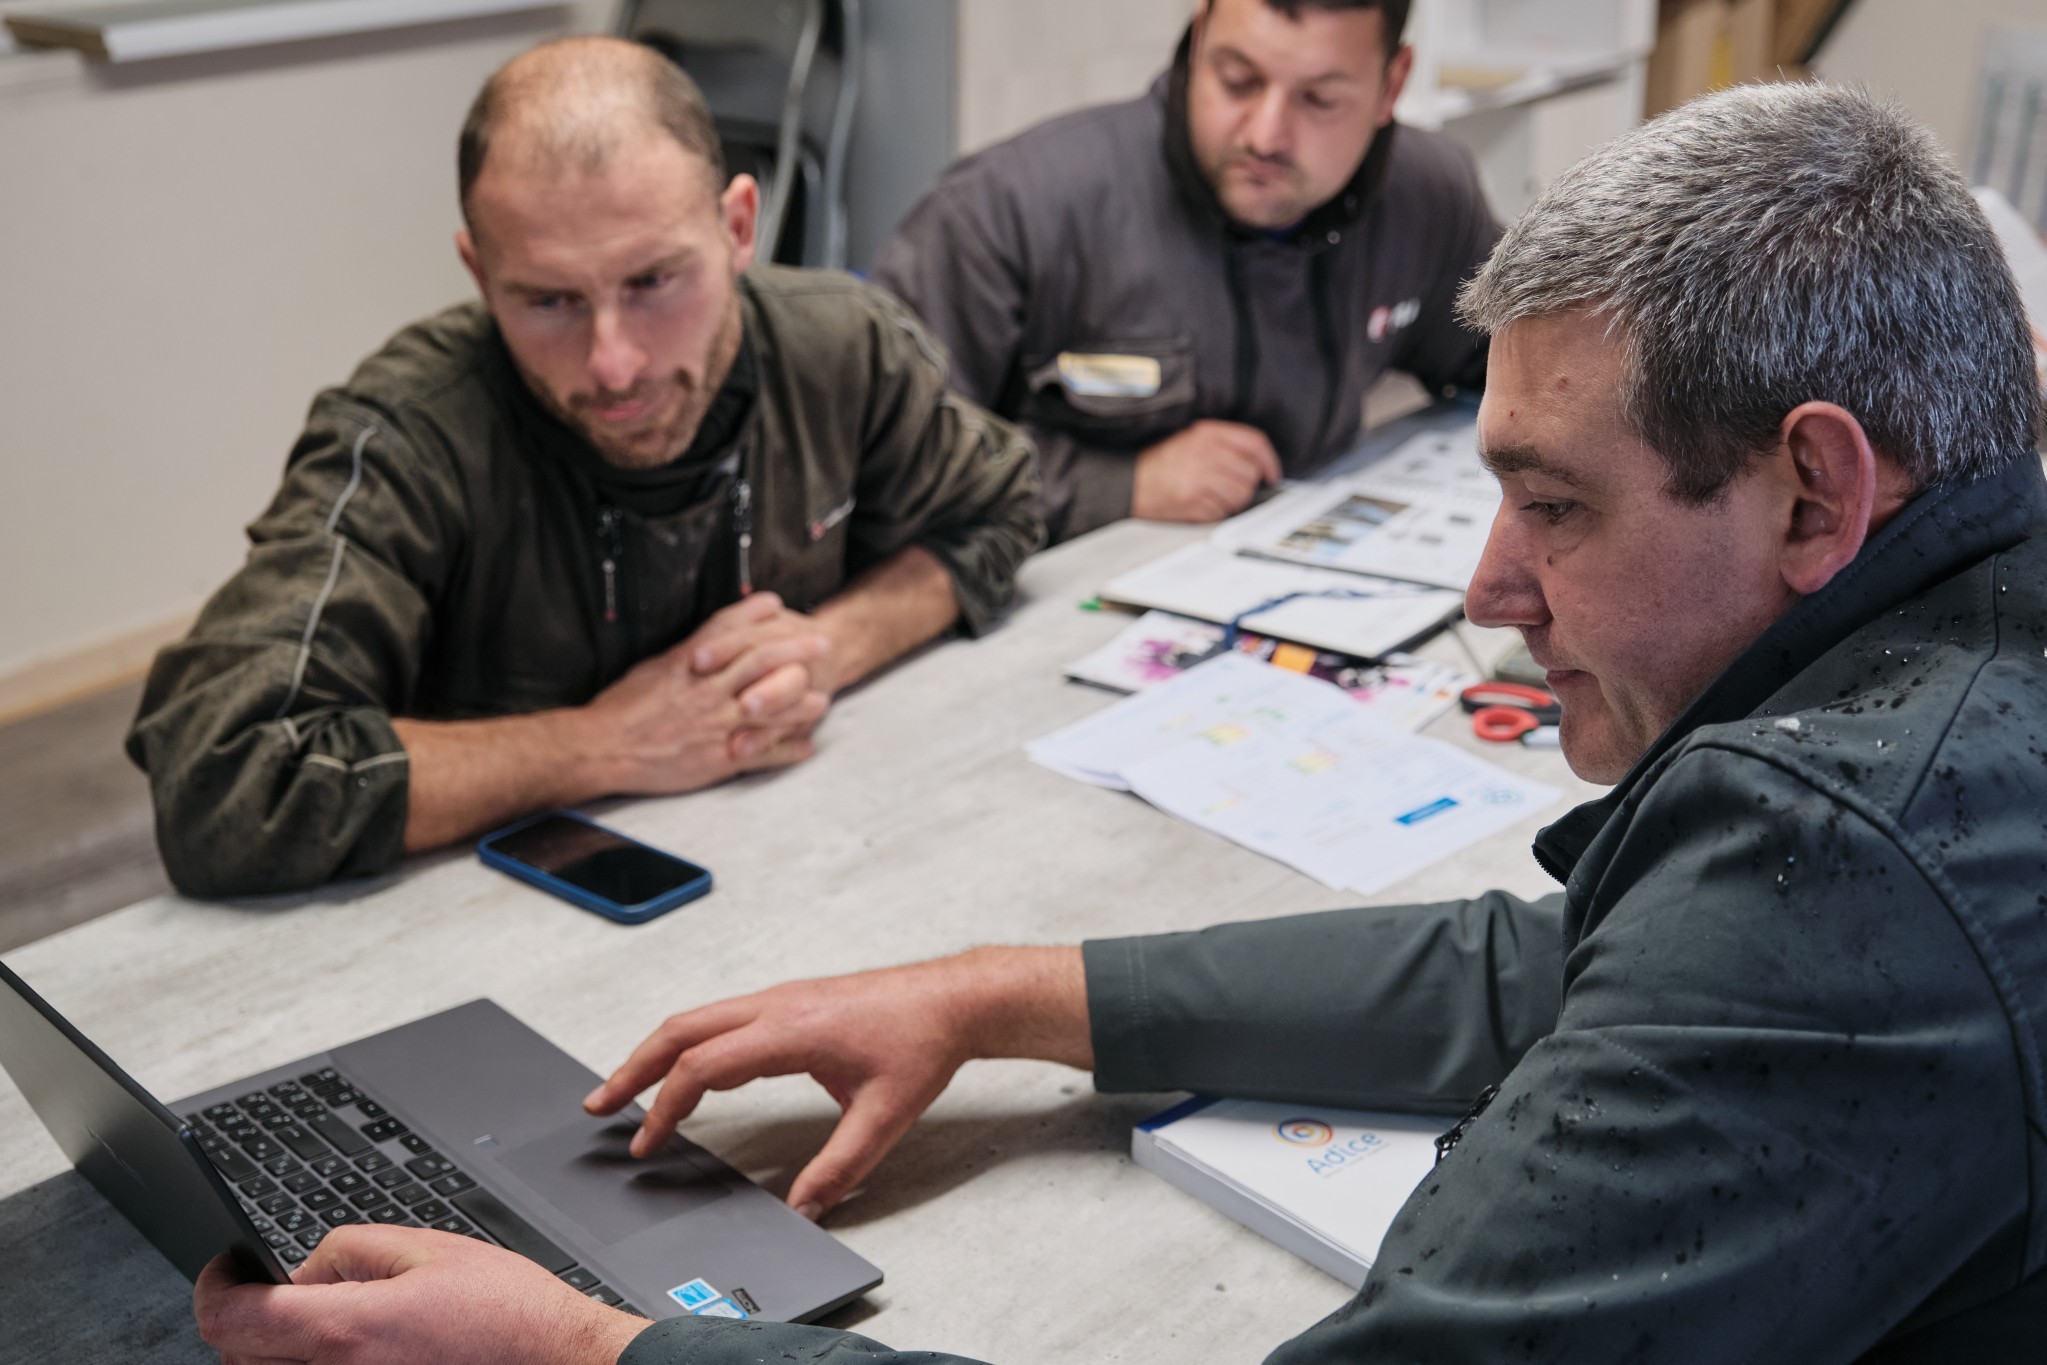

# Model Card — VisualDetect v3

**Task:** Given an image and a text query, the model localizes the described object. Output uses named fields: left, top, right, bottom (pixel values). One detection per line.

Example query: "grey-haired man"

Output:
left=196, top=85, right=2047, bottom=1364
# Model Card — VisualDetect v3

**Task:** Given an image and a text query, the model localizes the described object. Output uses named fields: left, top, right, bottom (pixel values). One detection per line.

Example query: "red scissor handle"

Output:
left=1470, top=705, right=1542, bottom=743
left=1459, top=682, right=1556, bottom=713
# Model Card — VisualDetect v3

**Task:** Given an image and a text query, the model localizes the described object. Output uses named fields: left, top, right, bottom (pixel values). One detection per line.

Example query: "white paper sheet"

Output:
left=1028, top=654, right=1558, bottom=891
left=1100, top=542, right=1462, bottom=661
left=1027, top=652, right=1339, bottom=791
left=1222, top=428, right=1498, bottom=590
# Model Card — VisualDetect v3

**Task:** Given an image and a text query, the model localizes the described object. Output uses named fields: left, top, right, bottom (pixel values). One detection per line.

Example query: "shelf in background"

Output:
left=1404, top=42, right=1650, bottom=125
left=4, top=0, right=563, bottom=63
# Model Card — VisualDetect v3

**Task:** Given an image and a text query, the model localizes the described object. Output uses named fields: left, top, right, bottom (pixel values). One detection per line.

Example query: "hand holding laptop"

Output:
left=194, top=1225, right=644, bottom=1365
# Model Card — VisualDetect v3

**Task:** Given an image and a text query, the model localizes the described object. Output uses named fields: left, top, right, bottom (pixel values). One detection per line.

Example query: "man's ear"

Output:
left=721, top=174, right=760, bottom=273
left=455, top=227, right=486, bottom=297
left=1776, top=401, right=1884, bottom=597
left=1378, top=44, right=1415, bottom=125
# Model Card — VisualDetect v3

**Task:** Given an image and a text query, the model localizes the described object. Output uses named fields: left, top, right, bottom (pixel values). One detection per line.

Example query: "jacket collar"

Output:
left=1156, top=25, right=1397, bottom=247
left=1531, top=453, right=2047, bottom=880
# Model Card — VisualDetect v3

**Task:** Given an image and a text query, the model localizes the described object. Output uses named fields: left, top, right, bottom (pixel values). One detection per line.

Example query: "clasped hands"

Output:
left=583, top=591, right=838, bottom=793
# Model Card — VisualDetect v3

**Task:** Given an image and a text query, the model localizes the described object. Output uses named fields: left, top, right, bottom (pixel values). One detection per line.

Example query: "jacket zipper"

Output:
left=1223, top=232, right=1342, bottom=456
left=1221, top=234, right=1258, bottom=421
left=598, top=506, right=621, bottom=624
left=732, top=471, right=754, bottom=597
left=1434, top=1083, right=1500, bottom=1165
left=597, top=504, right=641, bottom=662
left=1307, top=247, right=1341, bottom=458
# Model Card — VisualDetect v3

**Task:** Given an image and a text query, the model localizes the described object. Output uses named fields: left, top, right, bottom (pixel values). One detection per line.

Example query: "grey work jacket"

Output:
left=871, top=35, right=1498, bottom=544
left=623, top=451, right=2047, bottom=1362
left=128, top=268, right=1039, bottom=898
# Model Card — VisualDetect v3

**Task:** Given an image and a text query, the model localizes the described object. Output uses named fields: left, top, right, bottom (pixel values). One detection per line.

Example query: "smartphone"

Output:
left=477, top=810, right=712, bottom=925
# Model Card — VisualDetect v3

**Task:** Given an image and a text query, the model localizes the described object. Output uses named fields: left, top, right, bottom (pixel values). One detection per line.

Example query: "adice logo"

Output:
left=1275, top=1116, right=1387, bottom=1177
left=1274, top=1117, right=1334, bottom=1146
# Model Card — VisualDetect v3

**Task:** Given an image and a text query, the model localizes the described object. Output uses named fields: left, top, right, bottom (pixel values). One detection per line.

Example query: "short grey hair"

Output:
left=1458, top=82, right=2041, bottom=501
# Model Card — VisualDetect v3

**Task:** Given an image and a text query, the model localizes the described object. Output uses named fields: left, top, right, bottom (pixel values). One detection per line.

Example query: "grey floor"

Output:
left=0, top=681, right=169, bottom=955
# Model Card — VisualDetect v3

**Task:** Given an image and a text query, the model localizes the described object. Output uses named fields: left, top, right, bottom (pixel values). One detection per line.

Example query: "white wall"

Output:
left=0, top=3, right=615, bottom=717
left=955, top=0, right=1192, bottom=154
left=1814, top=0, right=2045, bottom=168
left=843, top=0, right=958, bottom=271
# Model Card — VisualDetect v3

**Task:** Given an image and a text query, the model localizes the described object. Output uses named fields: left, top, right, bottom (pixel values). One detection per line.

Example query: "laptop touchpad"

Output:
left=498, top=1119, right=733, bottom=1246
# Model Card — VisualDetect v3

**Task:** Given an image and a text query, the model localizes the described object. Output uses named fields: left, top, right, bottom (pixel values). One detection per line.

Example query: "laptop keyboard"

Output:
left=184, top=1067, right=638, bottom=1312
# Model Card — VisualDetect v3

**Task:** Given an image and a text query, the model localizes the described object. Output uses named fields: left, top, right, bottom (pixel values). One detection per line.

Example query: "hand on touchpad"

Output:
left=499, top=1119, right=733, bottom=1246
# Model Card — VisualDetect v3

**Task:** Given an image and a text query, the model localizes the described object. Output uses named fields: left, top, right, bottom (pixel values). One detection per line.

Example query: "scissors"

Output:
left=1460, top=681, right=1561, bottom=743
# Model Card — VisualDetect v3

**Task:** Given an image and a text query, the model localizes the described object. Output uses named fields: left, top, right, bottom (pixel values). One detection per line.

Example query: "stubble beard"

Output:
left=529, top=291, right=745, bottom=472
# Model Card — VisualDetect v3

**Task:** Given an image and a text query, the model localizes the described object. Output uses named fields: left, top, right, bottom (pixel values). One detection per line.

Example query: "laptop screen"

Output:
left=0, top=958, right=285, bottom=1284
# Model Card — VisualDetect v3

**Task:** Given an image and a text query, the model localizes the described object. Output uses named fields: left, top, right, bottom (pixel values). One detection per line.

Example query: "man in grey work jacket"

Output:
left=195, top=87, right=2047, bottom=1362
left=126, top=38, right=1038, bottom=897
left=872, top=0, right=1497, bottom=544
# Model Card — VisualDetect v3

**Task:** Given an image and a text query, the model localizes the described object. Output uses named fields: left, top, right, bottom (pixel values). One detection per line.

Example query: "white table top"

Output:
left=0, top=517, right=1599, bottom=1363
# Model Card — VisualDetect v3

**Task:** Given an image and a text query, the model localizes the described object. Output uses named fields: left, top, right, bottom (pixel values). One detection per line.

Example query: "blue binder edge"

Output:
left=1136, top=1094, right=1217, bottom=1133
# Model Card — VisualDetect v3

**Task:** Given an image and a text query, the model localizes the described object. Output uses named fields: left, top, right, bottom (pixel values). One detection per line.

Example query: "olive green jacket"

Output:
left=128, top=268, right=1039, bottom=897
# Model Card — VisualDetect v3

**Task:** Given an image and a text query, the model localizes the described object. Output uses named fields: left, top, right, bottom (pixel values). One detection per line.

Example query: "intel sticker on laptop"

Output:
left=693, top=1297, right=748, bottom=1319
left=668, top=1278, right=720, bottom=1310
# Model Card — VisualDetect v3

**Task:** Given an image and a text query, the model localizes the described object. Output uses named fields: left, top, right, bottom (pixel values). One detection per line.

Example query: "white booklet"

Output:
left=1026, top=654, right=1558, bottom=892
left=1134, top=1096, right=1443, bottom=1289
left=1216, top=427, right=1497, bottom=590
left=1100, top=542, right=1463, bottom=662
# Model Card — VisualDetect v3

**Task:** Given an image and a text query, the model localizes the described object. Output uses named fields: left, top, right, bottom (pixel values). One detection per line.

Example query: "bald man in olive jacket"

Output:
left=129, top=40, right=1037, bottom=897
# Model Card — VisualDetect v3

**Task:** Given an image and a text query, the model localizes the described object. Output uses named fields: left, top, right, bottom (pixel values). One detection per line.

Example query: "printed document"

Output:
left=1215, top=427, right=1497, bottom=590
left=1027, top=654, right=1558, bottom=893
left=1063, top=609, right=1470, bottom=732
left=1100, top=542, right=1462, bottom=661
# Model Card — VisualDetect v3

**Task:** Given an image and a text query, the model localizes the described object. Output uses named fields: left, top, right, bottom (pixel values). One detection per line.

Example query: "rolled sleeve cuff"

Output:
left=1083, top=935, right=1167, bottom=1094
left=621, top=1319, right=687, bottom=1364
left=618, top=1315, right=961, bottom=1365
left=916, top=535, right=1003, bottom=638
left=136, top=692, right=413, bottom=898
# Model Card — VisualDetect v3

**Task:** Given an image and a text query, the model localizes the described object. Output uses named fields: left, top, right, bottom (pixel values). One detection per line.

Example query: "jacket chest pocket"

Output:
left=1018, top=337, right=1196, bottom=444
left=753, top=491, right=856, bottom=613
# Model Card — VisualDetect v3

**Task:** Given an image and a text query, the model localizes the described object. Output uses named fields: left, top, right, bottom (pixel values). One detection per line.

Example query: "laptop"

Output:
left=0, top=958, right=880, bottom=1323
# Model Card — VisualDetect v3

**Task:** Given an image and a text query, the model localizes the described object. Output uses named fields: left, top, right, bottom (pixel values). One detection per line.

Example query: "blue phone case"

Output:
left=477, top=810, right=712, bottom=925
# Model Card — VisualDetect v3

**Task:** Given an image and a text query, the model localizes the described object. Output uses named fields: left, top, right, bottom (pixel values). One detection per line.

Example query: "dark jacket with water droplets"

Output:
left=625, top=450, right=2047, bottom=1362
